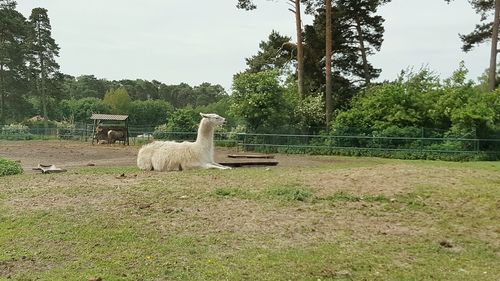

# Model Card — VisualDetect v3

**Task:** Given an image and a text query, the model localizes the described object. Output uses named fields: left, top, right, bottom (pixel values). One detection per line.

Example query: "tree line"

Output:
left=0, top=0, right=227, bottom=126
left=1, top=0, right=499, bottom=146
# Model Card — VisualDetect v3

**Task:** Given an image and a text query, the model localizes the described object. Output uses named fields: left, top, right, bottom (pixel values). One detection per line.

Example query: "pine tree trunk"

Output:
left=355, top=17, right=371, bottom=85
left=37, top=21, right=48, bottom=121
left=0, top=64, right=4, bottom=124
left=40, top=63, right=48, bottom=121
left=325, top=0, right=333, bottom=127
left=489, top=0, right=500, bottom=91
left=294, top=0, right=305, bottom=99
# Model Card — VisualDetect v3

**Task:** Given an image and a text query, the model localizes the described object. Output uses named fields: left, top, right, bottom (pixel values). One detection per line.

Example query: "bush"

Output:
left=0, top=158, right=23, bottom=177
left=57, top=122, right=78, bottom=140
left=152, top=124, right=197, bottom=141
left=22, top=119, right=58, bottom=130
left=0, top=124, right=33, bottom=140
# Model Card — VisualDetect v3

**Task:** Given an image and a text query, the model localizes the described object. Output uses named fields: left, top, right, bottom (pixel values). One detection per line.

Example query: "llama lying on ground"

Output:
left=137, top=113, right=231, bottom=171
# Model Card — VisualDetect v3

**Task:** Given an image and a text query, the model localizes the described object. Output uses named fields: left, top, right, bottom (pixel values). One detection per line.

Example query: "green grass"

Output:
left=0, top=156, right=499, bottom=280
left=265, top=184, right=314, bottom=202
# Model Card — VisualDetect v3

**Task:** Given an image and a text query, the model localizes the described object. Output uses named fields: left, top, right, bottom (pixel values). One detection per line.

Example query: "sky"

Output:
left=16, top=0, right=491, bottom=92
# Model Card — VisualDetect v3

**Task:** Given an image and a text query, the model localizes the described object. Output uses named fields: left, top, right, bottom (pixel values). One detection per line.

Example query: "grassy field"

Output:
left=0, top=155, right=499, bottom=280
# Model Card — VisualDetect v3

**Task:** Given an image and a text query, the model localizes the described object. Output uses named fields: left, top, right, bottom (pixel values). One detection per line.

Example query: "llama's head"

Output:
left=200, top=113, right=226, bottom=127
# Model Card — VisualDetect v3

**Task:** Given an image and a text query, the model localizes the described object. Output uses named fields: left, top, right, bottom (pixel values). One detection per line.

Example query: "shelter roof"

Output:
left=90, top=113, right=129, bottom=121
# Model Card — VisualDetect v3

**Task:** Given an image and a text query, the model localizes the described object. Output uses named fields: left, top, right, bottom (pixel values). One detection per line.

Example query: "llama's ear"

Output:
left=200, top=113, right=208, bottom=118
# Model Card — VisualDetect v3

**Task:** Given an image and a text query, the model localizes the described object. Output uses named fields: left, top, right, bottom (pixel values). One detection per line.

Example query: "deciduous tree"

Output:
left=230, top=70, right=290, bottom=132
left=103, top=86, right=131, bottom=114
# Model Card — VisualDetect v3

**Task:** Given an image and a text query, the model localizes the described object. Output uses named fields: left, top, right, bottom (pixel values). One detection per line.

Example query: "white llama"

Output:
left=137, top=113, right=231, bottom=171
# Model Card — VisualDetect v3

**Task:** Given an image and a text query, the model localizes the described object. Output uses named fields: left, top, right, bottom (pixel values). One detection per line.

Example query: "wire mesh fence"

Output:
left=1, top=123, right=499, bottom=160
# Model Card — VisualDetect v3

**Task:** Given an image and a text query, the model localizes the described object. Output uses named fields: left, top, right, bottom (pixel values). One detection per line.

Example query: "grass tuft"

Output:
left=323, top=191, right=390, bottom=203
left=213, top=187, right=250, bottom=199
left=266, top=185, right=314, bottom=202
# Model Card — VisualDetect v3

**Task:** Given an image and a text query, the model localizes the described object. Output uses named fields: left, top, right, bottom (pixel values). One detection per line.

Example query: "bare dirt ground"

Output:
left=0, top=140, right=340, bottom=172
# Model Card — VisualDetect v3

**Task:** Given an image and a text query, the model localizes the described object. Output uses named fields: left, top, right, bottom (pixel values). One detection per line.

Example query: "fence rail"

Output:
left=1, top=124, right=499, bottom=160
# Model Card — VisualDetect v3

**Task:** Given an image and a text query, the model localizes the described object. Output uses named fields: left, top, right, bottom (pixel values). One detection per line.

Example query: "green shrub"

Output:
left=153, top=109, right=199, bottom=140
left=0, top=158, right=23, bottom=177
left=0, top=124, right=33, bottom=140
left=57, top=122, right=78, bottom=140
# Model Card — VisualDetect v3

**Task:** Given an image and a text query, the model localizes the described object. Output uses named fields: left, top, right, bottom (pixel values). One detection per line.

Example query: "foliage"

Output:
left=303, top=0, right=387, bottom=87
left=321, top=66, right=500, bottom=156
left=0, top=124, right=33, bottom=140
left=230, top=70, right=291, bottom=133
left=332, top=67, right=467, bottom=132
left=291, top=93, right=326, bottom=133
left=445, top=0, right=496, bottom=52
left=194, top=97, right=234, bottom=127
left=153, top=108, right=200, bottom=140
left=0, top=157, right=23, bottom=176
left=158, top=82, right=228, bottom=108
left=103, top=87, right=131, bottom=115
left=19, top=119, right=58, bottom=138
left=59, top=98, right=111, bottom=123
left=63, top=75, right=111, bottom=100
left=165, top=108, right=199, bottom=132
left=56, top=121, right=77, bottom=140
left=244, top=30, right=293, bottom=74
left=0, top=0, right=30, bottom=123
left=128, top=99, right=174, bottom=126
left=27, top=7, right=61, bottom=120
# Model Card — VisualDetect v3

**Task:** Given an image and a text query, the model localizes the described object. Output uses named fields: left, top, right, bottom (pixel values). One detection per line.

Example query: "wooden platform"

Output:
left=227, top=154, right=275, bottom=159
left=219, top=161, right=278, bottom=168
left=222, top=153, right=278, bottom=167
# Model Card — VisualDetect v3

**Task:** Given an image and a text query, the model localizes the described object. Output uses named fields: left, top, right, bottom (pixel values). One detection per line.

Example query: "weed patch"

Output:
left=213, top=187, right=251, bottom=199
left=0, top=158, right=23, bottom=177
left=321, top=191, right=390, bottom=203
left=265, top=185, right=314, bottom=202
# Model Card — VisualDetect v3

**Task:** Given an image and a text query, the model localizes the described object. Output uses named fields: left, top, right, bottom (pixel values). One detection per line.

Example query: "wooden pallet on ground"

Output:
left=227, top=154, right=275, bottom=159
left=219, top=161, right=278, bottom=168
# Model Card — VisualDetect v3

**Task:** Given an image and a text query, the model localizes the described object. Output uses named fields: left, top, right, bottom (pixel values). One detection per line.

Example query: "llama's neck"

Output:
left=195, top=119, right=214, bottom=150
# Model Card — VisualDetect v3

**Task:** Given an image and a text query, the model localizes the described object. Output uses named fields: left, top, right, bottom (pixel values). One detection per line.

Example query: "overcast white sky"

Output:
left=16, top=0, right=490, bottom=91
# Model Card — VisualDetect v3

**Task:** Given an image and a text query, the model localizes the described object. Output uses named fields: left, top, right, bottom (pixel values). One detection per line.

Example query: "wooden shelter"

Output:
left=90, top=113, right=130, bottom=145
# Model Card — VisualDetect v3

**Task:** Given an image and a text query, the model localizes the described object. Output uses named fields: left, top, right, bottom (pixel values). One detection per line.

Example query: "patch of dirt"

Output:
left=0, top=140, right=342, bottom=172
left=0, top=256, right=50, bottom=278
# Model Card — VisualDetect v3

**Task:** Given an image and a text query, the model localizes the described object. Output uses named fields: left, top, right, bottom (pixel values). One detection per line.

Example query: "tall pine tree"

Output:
left=237, top=0, right=306, bottom=98
left=244, top=30, right=293, bottom=73
left=27, top=7, right=60, bottom=120
left=446, top=0, right=500, bottom=91
left=303, top=0, right=388, bottom=109
left=0, top=0, right=30, bottom=123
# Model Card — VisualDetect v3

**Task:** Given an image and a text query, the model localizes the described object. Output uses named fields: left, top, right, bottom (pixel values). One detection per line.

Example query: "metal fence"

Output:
left=233, top=132, right=500, bottom=154
left=1, top=124, right=499, bottom=159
